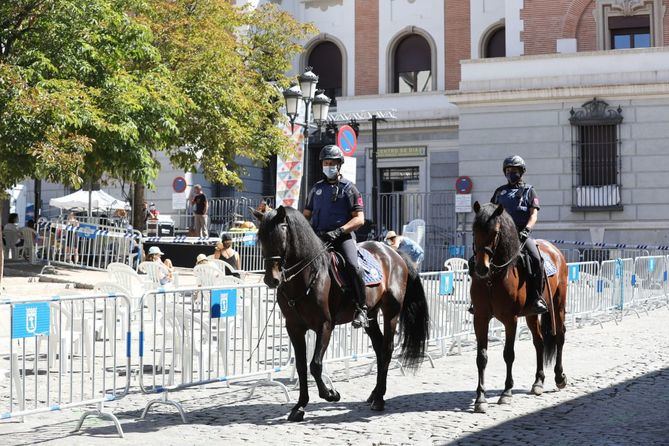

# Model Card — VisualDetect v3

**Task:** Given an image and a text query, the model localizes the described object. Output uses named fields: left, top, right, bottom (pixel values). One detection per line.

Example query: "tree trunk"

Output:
left=34, top=178, right=42, bottom=220
left=0, top=200, right=4, bottom=288
left=132, top=183, right=145, bottom=231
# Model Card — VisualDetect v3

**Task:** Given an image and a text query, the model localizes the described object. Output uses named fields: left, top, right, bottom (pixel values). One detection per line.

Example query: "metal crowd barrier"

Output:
left=37, top=220, right=142, bottom=271
left=629, top=256, right=668, bottom=311
left=137, top=285, right=291, bottom=422
left=0, top=293, right=132, bottom=437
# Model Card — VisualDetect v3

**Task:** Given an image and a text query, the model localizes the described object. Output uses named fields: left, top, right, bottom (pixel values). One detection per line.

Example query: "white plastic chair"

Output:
left=17, top=227, right=37, bottom=263
left=107, top=262, right=136, bottom=274
left=139, top=261, right=180, bottom=288
left=208, top=259, right=243, bottom=281
left=444, top=257, right=469, bottom=271
left=96, top=282, right=134, bottom=336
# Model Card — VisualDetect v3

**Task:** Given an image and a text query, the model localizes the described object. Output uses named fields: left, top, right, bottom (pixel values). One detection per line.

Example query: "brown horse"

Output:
left=252, top=205, right=429, bottom=421
left=470, top=201, right=568, bottom=413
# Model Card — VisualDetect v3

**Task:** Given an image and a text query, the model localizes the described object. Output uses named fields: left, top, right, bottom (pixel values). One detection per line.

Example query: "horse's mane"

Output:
left=473, top=203, right=521, bottom=266
left=258, top=206, right=328, bottom=271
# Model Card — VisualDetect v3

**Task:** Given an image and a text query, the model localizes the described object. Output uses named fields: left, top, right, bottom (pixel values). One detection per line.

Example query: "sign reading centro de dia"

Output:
left=368, top=146, right=427, bottom=159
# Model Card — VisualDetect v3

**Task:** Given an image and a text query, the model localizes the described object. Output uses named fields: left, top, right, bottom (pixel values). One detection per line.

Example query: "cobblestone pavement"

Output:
left=1, top=306, right=667, bottom=445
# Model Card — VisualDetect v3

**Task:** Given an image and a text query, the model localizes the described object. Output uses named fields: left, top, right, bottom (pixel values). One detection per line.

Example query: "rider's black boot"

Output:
left=350, top=267, right=369, bottom=329
left=526, top=269, right=548, bottom=315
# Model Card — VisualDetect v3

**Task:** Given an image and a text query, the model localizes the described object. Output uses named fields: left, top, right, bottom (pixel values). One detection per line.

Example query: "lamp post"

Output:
left=282, top=68, right=330, bottom=209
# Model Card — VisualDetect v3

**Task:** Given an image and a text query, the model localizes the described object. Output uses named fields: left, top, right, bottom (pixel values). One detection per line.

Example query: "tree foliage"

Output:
left=0, top=0, right=313, bottom=191
left=143, top=0, right=314, bottom=188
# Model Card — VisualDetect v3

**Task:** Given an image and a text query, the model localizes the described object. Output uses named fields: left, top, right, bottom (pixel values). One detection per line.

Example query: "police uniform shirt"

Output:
left=491, top=182, right=540, bottom=230
left=305, top=177, right=364, bottom=233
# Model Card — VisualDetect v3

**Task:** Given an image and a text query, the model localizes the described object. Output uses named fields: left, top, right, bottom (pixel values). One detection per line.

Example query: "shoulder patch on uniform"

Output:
left=315, top=189, right=322, bottom=196
left=500, top=190, right=507, bottom=195
left=357, top=196, right=364, bottom=206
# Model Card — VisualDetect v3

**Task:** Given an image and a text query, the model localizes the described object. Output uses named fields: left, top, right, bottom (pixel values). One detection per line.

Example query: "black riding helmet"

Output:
left=502, top=155, right=526, bottom=174
left=319, top=145, right=345, bottom=164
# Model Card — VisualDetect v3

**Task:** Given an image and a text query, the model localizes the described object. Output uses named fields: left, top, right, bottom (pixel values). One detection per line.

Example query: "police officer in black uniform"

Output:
left=303, top=145, right=369, bottom=329
left=491, top=155, right=548, bottom=315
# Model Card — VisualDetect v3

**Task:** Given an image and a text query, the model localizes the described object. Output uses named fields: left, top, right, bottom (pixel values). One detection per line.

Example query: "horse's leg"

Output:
left=474, top=313, right=491, bottom=413
left=310, top=320, right=340, bottom=402
left=498, top=317, right=517, bottom=405
left=286, top=323, right=309, bottom=422
left=554, top=288, right=568, bottom=389
left=363, top=316, right=384, bottom=405
left=369, top=314, right=398, bottom=411
left=526, top=314, right=545, bottom=395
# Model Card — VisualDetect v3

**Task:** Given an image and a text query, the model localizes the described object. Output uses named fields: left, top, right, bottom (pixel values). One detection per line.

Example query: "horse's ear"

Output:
left=276, top=205, right=286, bottom=220
left=249, top=206, right=264, bottom=221
left=493, top=203, right=504, bottom=217
left=472, top=201, right=481, bottom=213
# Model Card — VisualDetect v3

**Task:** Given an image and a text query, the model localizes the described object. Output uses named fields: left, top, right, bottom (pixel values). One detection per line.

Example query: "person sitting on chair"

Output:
left=469, top=155, right=548, bottom=315
left=303, top=145, right=368, bottom=329
left=147, top=246, right=174, bottom=285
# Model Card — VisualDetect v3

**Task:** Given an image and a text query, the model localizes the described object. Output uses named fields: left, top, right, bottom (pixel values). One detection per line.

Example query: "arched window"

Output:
left=483, top=27, right=506, bottom=58
left=307, top=41, right=342, bottom=105
left=393, top=34, right=432, bottom=93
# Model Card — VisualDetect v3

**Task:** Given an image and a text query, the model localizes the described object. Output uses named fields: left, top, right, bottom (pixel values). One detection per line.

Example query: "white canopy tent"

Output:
left=49, top=190, right=129, bottom=214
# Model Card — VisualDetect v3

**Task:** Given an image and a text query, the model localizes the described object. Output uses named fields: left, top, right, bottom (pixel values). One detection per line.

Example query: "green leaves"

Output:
left=0, top=0, right=313, bottom=192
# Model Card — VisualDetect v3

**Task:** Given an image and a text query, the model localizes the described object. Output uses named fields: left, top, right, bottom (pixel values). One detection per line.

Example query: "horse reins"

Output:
left=265, top=241, right=332, bottom=285
left=483, top=229, right=527, bottom=273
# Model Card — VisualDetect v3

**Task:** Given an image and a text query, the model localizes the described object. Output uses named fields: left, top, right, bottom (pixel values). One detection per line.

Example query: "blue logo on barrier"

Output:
left=242, top=233, right=256, bottom=247
left=78, top=223, right=98, bottom=239
left=439, top=272, right=454, bottom=295
left=664, top=271, right=668, bottom=283
left=596, top=279, right=604, bottom=294
left=648, top=258, right=655, bottom=273
left=448, top=245, right=465, bottom=258
left=211, top=289, right=237, bottom=318
left=568, top=265, right=580, bottom=282
left=12, top=303, right=50, bottom=339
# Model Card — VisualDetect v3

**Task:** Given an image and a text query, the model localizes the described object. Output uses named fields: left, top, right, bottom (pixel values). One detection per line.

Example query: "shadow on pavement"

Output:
left=450, top=367, right=669, bottom=446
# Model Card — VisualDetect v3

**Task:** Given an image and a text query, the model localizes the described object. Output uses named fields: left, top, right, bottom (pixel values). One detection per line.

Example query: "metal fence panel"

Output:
left=0, top=293, right=132, bottom=437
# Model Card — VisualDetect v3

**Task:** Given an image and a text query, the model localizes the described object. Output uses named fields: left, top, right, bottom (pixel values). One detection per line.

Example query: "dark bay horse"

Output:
left=253, top=205, right=429, bottom=421
left=470, top=202, right=568, bottom=413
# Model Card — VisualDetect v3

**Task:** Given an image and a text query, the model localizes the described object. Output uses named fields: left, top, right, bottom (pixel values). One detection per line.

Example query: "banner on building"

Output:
left=275, top=122, right=305, bottom=209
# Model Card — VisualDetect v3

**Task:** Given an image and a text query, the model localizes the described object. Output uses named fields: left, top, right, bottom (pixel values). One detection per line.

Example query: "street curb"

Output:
left=37, top=275, right=94, bottom=290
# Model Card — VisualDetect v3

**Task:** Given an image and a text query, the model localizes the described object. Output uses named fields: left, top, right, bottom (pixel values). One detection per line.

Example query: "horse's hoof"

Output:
left=326, top=390, right=340, bottom=402
left=474, top=402, right=488, bottom=414
left=497, top=395, right=512, bottom=405
left=370, top=399, right=385, bottom=411
left=287, top=407, right=305, bottom=422
left=531, top=384, right=544, bottom=396
left=366, top=390, right=377, bottom=404
left=556, top=376, right=567, bottom=389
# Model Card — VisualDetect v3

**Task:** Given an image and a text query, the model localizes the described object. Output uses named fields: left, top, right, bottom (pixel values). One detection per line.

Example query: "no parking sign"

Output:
left=337, top=125, right=357, bottom=156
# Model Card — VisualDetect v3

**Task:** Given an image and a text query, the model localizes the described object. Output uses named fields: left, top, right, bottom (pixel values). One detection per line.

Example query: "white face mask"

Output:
left=323, top=166, right=339, bottom=179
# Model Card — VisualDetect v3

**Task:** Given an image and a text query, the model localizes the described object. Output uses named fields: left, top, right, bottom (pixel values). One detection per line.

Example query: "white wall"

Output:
left=504, top=0, right=524, bottom=57
left=470, top=0, right=505, bottom=59
left=379, top=0, right=445, bottom=93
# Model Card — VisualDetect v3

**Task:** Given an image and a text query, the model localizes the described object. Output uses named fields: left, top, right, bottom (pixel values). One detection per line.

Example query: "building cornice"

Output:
left=447, top=83, right=669, bottom=106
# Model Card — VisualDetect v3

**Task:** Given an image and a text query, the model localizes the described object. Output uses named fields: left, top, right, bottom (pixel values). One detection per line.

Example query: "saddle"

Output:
left=330, top=246, right=383, bottom=289
left=519, top=245, right=558, bottom=278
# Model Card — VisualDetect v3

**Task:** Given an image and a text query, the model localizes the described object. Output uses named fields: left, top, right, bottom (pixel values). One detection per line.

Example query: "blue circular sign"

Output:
left=455, top=176, right=473, bottom=194
left=337, top=125, right=358, bottom=156
left=173, top=176, right=187, bottom=193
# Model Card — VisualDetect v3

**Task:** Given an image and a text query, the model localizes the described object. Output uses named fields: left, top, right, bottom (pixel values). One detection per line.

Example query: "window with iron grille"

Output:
left=569, top=98, right=623, bottom=211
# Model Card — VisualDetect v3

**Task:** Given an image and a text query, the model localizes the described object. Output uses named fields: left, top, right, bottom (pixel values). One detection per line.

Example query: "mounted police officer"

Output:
left=303, top=145, right=369, bottom=329
left=491, top=155, right=548, bottom=315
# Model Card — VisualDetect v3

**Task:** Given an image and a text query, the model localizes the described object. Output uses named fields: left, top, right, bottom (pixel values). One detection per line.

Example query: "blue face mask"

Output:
left=506, top=172, right=521, bottom=184
left=323, top=166, right=339, bottom=179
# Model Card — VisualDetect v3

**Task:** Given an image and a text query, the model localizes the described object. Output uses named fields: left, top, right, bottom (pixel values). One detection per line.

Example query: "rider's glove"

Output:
left=519, top=227, right=532, bottom=242
left=323, top=227, right=345, bottom=244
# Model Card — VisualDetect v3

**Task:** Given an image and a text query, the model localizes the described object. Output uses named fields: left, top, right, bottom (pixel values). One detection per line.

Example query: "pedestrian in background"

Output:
left=384, top=230, right=424, bottom=266
left=192, top=184, right=209, bottom=237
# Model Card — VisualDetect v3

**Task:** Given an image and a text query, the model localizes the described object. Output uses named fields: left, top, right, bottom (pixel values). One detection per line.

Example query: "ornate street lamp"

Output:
left=281, top=68, right=332, bottom=209
left=312, top=91, right=331, bottom=126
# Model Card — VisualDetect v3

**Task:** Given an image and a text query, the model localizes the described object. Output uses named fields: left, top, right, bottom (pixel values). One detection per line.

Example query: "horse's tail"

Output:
left=398, top=252, right=430, bottom=370
left=541, top=311, right=557, bottom=366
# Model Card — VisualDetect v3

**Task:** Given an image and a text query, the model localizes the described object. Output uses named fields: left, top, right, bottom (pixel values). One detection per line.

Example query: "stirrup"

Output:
left=352, top=308, right=369, bottom=329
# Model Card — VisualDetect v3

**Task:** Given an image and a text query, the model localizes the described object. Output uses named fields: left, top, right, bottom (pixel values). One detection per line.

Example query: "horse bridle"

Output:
left=477, top=228, right=526, bottom=272
left=263, top=222, right=332, bottom=285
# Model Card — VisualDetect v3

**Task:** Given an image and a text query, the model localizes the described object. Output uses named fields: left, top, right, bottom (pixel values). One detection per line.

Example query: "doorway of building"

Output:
left=378, top=166, right=421, bottom=235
